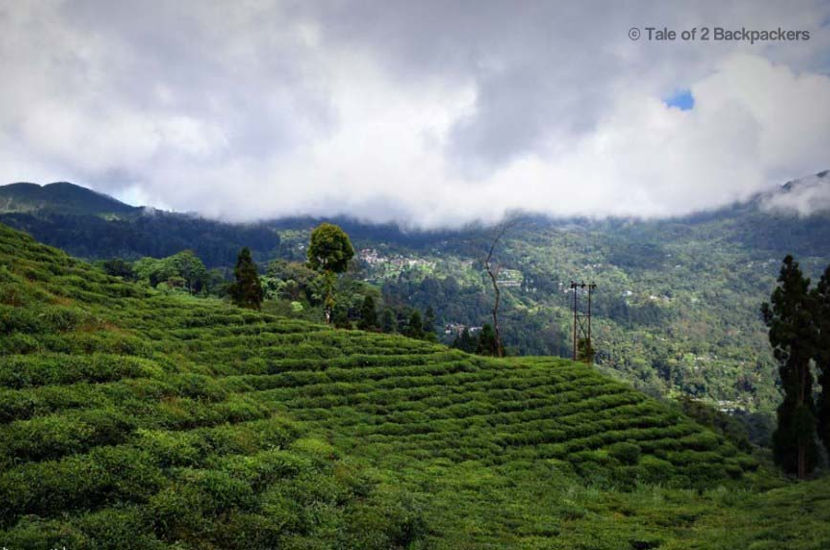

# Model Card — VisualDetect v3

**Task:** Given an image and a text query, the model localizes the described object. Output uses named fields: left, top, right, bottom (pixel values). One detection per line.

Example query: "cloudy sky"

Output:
left=1, top=1, right=829, bottom=227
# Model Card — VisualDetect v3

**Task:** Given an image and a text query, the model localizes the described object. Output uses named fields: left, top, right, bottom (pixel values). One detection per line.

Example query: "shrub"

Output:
left=608, top=441, right=642, bottom=465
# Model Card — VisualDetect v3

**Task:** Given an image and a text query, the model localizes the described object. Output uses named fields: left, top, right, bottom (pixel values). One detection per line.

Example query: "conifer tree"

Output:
left=423, top=306, right=438, bottom=342
left=476, top=324, right=498, bottom=356
left=761, top=255, right=819, bottom=478
left=814, top=265, right=830, bottom=455
left=380, top=308, right=397, bottom=333
left=452, top=328, right=477, bottom=353
left=358, top=295, right=378, bottom=330
left=405, top=310, right=425, bottom=339
left=230, top=247, right=263, bottom=310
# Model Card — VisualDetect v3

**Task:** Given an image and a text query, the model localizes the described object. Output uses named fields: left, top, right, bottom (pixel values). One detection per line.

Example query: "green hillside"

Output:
left=0, top=182, right=280, bottom=267
left=3, top=177, right=830, bottom=422
left=1, top=221, right=829, bottom=549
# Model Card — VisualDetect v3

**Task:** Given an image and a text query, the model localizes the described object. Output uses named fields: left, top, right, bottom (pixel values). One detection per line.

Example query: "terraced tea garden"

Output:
left=1, top=222, right=828, bottom=549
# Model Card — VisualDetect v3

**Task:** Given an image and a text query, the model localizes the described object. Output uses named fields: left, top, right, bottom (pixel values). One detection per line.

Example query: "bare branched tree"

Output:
left=483, top=217, right=520, bottom=357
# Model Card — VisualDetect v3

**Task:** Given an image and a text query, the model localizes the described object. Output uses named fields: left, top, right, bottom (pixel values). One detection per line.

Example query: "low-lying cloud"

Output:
left=1, top=1, right=829, bottom=228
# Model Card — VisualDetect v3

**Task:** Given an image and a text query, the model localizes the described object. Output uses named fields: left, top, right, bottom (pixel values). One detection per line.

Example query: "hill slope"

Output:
left=0, top=182, right=280, bottom=267
left=2, top=221, right=829, bottom=548
left=3, top=175, right=830, bottom=418
left=0, top=181, right=137, bottom=216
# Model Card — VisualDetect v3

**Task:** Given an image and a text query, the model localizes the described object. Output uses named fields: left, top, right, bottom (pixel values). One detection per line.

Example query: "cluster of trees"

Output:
left=451, top=324, right=500, bottom=356
left=0, top=210, right=279, bottom=267
left=98, top=251, right=225, bottom=295
left=225, top=224, right=438, bottom=341
left=761, top=255, right=830, bottom=478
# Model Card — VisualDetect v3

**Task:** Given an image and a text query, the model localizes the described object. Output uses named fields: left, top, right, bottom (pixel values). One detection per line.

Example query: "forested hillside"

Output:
left=275, top=172, right=830, bottom=422
left=3, top=173, right=830, bottom=425
left=3, top=221, right=828, bottom=548
left=0, top=182, right=279, bottom=267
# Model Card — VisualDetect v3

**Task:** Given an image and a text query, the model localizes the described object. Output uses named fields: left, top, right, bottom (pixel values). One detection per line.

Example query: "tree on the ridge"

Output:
left=380, top=308, right=397, bottom=333
left=358, top=295, right=379, bottom=331
left=169, top=250, right=209, bottom=294
left=814, top=265, right=830, bottom=455
left=482, top=219, right=519, bottom=358
left=100, top=258, right=134, bottom=279
left=761, top=255, right=819, bottom=478
left=423, top=306, right=438, bottom=341
left=230, top=247, right=264, bottom=310
left=452, top=328, right=477, bottom=353
left=404, top=310, right=425, bottom=339
left=307, top=223, right=355, bottom=323
left=476, top=324, right=498, bottom=356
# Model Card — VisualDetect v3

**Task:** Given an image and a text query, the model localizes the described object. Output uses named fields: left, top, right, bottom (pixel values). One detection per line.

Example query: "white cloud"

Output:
left=0, top=1, right=828, bottom=227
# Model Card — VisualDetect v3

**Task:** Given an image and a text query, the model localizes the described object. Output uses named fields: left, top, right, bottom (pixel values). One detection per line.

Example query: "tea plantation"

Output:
left=1, top=222, right=828, bottom=549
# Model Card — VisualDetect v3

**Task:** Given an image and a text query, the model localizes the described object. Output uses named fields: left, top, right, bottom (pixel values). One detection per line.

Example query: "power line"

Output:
left=570, top=281, right=597, bottom=364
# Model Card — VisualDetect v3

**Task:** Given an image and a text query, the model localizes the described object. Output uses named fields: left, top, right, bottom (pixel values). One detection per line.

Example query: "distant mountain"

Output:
left=0, top=182, right=279, bottom=267
left=0, top=181, right=137, bottom=216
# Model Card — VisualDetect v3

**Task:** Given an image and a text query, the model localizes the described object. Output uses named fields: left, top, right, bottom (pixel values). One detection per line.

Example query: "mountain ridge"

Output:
left=2, top=169, right=829, bottom=232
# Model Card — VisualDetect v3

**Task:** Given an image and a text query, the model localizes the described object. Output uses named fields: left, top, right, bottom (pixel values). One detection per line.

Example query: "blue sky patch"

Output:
left=664, top=89, right=695, bottom=111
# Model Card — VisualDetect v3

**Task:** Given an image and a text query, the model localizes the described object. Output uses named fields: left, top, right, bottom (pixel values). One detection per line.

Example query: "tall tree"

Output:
left=482, top=219, right=519, bottom=357
left=476, top=324, right=498, bottom=356
left=814, top=265, right=830, bottom=455
left=761, top=255, right=819, bottom=478
left=307, top=223, right=354, bottom=323
left=404, top=310, right=425, bottom=339
left=452, top=328, right=477, bottom=353
left=230, top=247, right=263, bottom=310
left=358, top=295, right=378, bottom=331
left=380, top=308, right=397, bottom=333
left=423, top=306, right=438, bottom=342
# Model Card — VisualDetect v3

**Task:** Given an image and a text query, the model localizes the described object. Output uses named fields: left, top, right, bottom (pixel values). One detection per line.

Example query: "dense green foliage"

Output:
left=132, top=251, right=211, bottom=293
left=815, top=266, right=830, bottom=457
left=358, top=295, right=378, bottom=330
left=307, top=223, right=355, bottom=323
left=761, top=256, right=820, bottom=477
left=4, top=222, right=827, bottom=548
left=229, top=248, right=264, bottom=310
left=0, top=182, right=279, bottom=267
left=6, top=177, right=830, bottom=420
left=307, top=223, right=355, bottom=274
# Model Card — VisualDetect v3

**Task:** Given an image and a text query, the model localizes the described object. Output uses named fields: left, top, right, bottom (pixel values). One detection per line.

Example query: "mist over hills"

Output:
left=2, top=172, right=830, bottom=418
left=0, top=181, right=280, bottom=268
left=2, top=169, right=829, bottom=254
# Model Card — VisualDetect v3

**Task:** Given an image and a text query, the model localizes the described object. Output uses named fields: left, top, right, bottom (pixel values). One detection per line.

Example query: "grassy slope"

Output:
left=0, top=222, right=828, bottom=549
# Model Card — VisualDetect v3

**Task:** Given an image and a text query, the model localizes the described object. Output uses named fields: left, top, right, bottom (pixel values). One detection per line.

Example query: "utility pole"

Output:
left=570, top=281, right=597, bottom=364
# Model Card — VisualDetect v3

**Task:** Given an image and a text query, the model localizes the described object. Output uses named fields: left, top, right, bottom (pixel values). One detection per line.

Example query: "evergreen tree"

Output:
left=403, top=310, right=425, bottom=339
left=380, top=308, right=397, bottom=333
left=814, top=265, right=830, bottom=455
left=423, top=306, right=438, bottom=342
left=332, top=304, right=351, bottom=329
left=424, top=306, right=436, bottom=331
left=452, top=328, right=477, bottom=353
left=476, top=324, right=498, bottom=356
left=358, top=295, right=378, bottom=331
left=229, top=247, right=263, bottom=310
left=761, top=255, right=819, bottom=478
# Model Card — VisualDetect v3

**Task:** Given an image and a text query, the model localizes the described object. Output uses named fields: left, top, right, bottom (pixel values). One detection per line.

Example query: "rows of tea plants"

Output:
left=0, top=225, right=427, bottom=548
left=0, top=222, right=760, bottom=547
